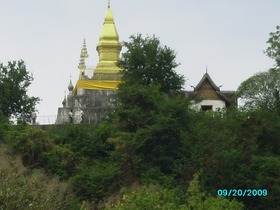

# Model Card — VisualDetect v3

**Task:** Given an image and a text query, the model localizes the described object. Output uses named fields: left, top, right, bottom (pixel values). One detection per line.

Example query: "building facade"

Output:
left=185, top=73, right=236, bottom=111
left=56, top=5, right=237, bottom=124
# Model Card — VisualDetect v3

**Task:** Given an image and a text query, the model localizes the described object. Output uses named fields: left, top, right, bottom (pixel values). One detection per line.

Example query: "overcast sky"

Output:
left=1, top=0, right=280, bottom=123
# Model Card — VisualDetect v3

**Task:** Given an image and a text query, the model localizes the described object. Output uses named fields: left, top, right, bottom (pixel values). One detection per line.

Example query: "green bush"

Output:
left=248, top=155, right=280, bottom=210
left=5, top=126, right=53, bottom=167
left=0, top=144, right=84, bottom=210
left=44, top=144, right=79, bottom=179
left=46, top=123, right=114, bottom=160
left=106, top=173, right=243, bottom=210
left=0, top=112, right=11, bottom=142
left=105, top=186, right=182, bottom=210
left=71, top=161, right=120, bottom=204
left=186, top=174, right=244, bottom=210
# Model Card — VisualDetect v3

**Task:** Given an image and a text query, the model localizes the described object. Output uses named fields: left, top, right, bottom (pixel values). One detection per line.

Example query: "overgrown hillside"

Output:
left=1, top=98, right=280, bottom=209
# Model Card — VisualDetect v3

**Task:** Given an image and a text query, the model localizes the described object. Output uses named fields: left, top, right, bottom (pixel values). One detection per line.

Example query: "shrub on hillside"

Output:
left=0, top=144, right=84, bottom=210
left=71, top=161, right=120, bottom=205
left=105, top=173, right=244, bottom=210
left=0, top=112, right=11, bottom=142
left=5, top=126, right=53, bottom=167
left=44, top=144, right=79, bottom=179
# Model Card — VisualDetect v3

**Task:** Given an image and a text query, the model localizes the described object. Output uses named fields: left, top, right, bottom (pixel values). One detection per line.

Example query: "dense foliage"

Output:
left=0, top=144, right=83, bottom=210
left=120, top=34, right=185, bottom=93
left=1, top=31, right=280, bottom=209
left=265, top=25, right=280, bottom=67
left=1, top=106, right=279, bottom=209
left=237, top=67, right=280, bottom=110
left=105, top=173, right=243, bottom=210
left=0, top=60, right=40, bottom=118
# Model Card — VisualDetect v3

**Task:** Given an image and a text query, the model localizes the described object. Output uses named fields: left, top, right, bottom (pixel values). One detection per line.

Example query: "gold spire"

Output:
left=78, top=57, right=85, bottom=70
left=73, top=5, right=122, bottom=95
left=98, top=6, right=120, bottom=46
left=93, top=5, right=122, bottom=80
left=81, top=39, right=89, bottom=58
left=78, top=39, right=89, bottom=79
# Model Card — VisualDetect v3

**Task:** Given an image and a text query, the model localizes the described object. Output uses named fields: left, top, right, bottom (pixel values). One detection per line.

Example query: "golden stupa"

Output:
left=74, top=3, right=122, bottom=94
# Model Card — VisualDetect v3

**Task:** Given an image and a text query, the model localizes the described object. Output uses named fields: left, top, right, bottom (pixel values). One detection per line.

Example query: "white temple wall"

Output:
left=191, top=100, right=226, bottom=111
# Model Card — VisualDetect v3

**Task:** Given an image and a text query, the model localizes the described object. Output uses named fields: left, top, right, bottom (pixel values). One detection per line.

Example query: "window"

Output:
left=201, top=105, right=213, bottom=111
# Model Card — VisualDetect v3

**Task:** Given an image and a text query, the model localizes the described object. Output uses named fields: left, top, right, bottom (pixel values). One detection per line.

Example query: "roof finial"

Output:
left=108, top=0, right=110, bottom=8
left=68, top=76, right=74, bottom=92
left=206, top=65, right=208, bottom=74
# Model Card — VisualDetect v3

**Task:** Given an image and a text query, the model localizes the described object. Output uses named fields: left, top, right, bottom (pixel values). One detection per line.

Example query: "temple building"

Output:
left=56, top=4, right=122, bottom=124
left=56, top=4, right=237, bottom=124
left=185, top=72, right=236, bottom=111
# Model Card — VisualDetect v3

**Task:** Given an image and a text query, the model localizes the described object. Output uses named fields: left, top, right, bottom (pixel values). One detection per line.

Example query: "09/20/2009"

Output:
left=217, top=189, right=267, bottom=197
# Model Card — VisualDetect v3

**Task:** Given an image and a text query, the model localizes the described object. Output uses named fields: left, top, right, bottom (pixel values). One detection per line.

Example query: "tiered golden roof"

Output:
left=93, top=5, right=122, bottom=79
left=74, top=4, right=122, bottom=94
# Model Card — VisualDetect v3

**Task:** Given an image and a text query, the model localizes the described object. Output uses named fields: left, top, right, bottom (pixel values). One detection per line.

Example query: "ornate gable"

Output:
left=193, top=73, right=221, bottom=100
left=195, top=78, right=221, bottom=100
left=185, top=72, right=237, bottom=110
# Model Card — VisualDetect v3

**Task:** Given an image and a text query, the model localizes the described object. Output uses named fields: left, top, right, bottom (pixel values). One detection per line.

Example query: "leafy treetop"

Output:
left=265, top=25, right=280, bottom=67
left=237, top=26, right=280, bottom=111
left=120, top=34, right=185, bottom=93
left=237, top=68, right=280, bottom=111
left=0, top=60, right=40, bottom=118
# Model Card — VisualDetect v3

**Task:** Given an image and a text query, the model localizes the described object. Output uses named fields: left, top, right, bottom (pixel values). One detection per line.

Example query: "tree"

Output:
left=6, top=126, right=53, bottom=168
left=120, top=34, right=185, bottom=93
left=237, top=26, right=280, bottom=111
left=0, top=60, right=40, bottom=118
left=237, top=68, right=280, bottom=111
left=249, top=155, right=280, bottom=210
left=265, top=25, right=280, bottom=67
left=109, top=83, right=192, bottom=183
left=107, top=35, right=189, bottom=185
